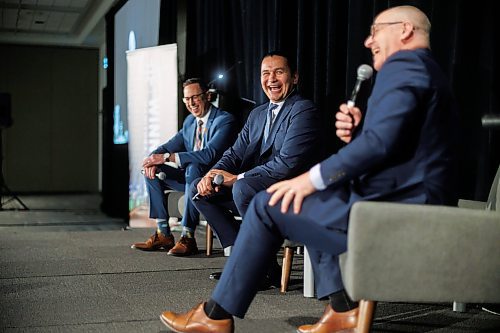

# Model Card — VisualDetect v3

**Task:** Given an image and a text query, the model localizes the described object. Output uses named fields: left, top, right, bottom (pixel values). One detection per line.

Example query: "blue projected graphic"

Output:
left=113, top=105, right=129, bottom=144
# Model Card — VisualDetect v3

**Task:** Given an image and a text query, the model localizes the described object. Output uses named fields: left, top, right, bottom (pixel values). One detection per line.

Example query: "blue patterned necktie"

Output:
left=263, top=103, right=279, bottom=143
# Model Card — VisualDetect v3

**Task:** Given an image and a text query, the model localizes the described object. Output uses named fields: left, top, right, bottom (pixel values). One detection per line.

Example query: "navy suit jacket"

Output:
left=318, top=48, right=458, bottom=229
left=213, top=93, right=322, bottom=181
left=152, top=106, right=237, bottom=169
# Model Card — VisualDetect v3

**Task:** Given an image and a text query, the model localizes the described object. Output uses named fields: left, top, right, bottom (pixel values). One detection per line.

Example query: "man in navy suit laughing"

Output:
left=190, top=51, right=322, bottom=284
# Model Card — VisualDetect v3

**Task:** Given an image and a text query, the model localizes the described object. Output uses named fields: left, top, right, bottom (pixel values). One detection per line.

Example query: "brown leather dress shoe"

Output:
left=167, top=236, right=198, bottom=256
left=297, top=304, right=358, bottom=333
left=160, top=302, right=234, bottom=333
left=131, top=232, right=174, bottom=251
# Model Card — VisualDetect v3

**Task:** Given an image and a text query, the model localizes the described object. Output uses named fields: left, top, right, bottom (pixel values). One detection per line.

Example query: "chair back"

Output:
left=486, top=164, right=500, bottom=211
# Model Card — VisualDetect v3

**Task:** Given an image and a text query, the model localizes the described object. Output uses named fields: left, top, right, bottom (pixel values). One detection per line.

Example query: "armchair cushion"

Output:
left=340, top=201, right=500, bottom=304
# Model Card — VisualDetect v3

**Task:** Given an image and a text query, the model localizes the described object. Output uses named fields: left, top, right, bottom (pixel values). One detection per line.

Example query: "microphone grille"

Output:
left=213, top=174, right=224, bottom=186
left=357, top=64, right=373, bottom=81
left=157, top=172, right=166, bottom=180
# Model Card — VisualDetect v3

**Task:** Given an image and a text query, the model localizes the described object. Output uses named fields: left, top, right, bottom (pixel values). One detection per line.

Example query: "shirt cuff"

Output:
left=174, top=153, right=181, bottom=167
left=309, top=163, right=326, bottom=190
left=237, top=173, right=245, bottom=180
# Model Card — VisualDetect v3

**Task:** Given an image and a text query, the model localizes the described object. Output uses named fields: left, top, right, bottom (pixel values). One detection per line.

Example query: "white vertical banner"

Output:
left=127, top=43, right=178, bottom=226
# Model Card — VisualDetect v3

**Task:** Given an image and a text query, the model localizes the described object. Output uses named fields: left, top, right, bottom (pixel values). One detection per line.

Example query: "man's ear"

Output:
left=401, top=22, right=414, bottom=41
left=293, top=72, right=299, bottom=85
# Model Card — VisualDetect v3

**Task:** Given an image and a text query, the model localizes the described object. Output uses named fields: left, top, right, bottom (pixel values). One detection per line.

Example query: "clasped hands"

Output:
left=142, top=153, right=175, bottom=179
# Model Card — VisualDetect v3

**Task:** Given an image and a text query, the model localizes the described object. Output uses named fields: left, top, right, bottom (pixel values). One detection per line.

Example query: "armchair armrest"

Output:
left=340, top=201, right=500, bottom=304
left=458, top=199, right=487, bottom=210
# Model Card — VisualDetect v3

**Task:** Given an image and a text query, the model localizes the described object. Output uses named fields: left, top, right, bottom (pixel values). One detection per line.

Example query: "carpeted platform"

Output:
left=0, top=194, right=498, bottom=332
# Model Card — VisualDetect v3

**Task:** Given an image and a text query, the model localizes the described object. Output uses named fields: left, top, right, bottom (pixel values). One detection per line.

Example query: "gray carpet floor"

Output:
left=0, top=194, right=498, bottom=332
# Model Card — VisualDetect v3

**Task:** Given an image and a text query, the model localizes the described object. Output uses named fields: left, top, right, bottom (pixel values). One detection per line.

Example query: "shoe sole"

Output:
left=160, top=314, right=235, bottom=333
left=131, top=246, right=174, bottom=251
left=160, top=314, right=182, bottom=333
left=294, top=328, right=357, bottom=333
left=167, top=250, right=199, bottom=256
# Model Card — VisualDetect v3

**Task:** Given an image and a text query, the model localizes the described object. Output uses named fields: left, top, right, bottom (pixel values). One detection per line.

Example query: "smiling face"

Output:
left=260, top=55, right=298, bottom=103
left=183, top=83, right=209, bottom=118
left=364, top=6, right=431, bottom=71
left=364, top=10, right=405, bottom=71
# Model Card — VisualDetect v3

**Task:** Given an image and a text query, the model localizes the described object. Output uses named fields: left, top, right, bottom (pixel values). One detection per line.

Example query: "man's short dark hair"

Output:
left=183, top=78, right=208, bottom=92
left=262, top=50, right=297, bottom=75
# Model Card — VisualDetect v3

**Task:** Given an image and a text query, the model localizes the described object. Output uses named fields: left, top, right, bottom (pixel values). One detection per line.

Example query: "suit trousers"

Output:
left=146, top=163, right=207, bottom=231
left=211, top=187, right=350, bottom=318
left=190, top=176, right=277, bottom=248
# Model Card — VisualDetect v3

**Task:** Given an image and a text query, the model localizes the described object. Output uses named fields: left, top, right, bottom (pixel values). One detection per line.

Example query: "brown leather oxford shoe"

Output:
left=160, top=302, right=234, bottom=333
left=131, top=232, right=174, bottom=251
left=297, top=304, right=358, bottom=333
left=167, top=236, right=198, bottom=256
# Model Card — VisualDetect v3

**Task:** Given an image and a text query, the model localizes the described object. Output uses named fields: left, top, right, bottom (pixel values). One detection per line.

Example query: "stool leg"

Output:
left=303, top=246, right=315, bottom=297
left=280, top=247, right=294, bottom=293
left=206, top=224, right=213, bottom=256
left=453, top=302, right=467, bottom=312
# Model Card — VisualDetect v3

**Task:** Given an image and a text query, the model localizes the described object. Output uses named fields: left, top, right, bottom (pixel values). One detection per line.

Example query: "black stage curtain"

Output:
left=173, top=0, right=499, bottom=200
left=159, top=0, right=177, bottom=45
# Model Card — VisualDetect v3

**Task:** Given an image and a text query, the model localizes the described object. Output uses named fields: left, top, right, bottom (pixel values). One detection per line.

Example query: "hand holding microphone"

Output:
left=336, top=64, right=373, bottom=143
left=192, top=174, right=224, bottom=200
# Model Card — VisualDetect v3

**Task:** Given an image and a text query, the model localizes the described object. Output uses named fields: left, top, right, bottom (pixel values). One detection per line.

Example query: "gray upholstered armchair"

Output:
left=340, top=164, right=500, bottom=332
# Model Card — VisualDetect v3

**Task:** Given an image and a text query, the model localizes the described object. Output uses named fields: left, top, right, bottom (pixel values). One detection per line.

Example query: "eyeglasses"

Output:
left=369, top=21, right=403, bottom=38
left=182, top=92, right=205, bottom=104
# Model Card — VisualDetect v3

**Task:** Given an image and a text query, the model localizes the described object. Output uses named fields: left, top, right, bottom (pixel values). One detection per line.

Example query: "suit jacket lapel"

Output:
left=260, top=94, right=297, bottom=155
left=188, top=116, right=197, bottom=150
left=252, top=105, right=268, bottom=144
left=204, top=107, right=217, bottom=141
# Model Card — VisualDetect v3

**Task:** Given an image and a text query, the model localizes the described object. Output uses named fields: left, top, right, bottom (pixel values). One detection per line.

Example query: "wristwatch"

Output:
left=163, top=152, right=170, bottom=163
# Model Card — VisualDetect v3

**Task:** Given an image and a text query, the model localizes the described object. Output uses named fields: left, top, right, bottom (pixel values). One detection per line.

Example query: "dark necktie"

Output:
left=263, top=103, right=279, bottom=143
left=195, top=119, right=204, bottom=151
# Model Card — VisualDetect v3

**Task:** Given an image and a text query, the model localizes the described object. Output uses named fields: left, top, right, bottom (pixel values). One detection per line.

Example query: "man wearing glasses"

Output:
left=131, top=78, right=237, bottom=257
left=159, top=6, right=458, bottom=333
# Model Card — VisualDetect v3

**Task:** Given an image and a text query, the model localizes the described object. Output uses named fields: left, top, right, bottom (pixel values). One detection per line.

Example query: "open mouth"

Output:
left=268, top=85, right=281, bottom=93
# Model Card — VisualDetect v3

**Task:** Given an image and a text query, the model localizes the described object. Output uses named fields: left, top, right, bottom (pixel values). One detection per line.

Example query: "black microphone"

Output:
left=192, top=174, right=224, bottom=201
left=140, top=169, right=166, bottom=180
left=347, top=64, right=373, bottom=108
